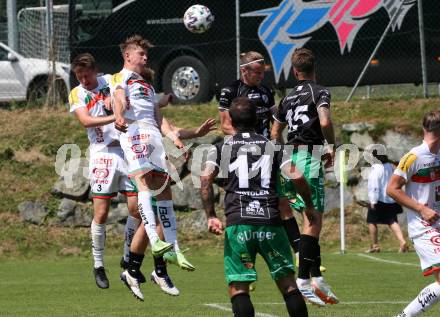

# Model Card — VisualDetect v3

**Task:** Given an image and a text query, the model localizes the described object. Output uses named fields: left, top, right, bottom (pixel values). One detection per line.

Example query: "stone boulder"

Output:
left=52, top=158, right=90, bottom=201
left=341, top=123, right=375, bottom=133
left=379, top=131, right=419, bottom=163
left=107, top=203, right=129, bottom=224
left=177, top=209, right=208, bottom=233
left=57, top=198, right=77, bottom=221
left=171, top=174, right=219, bottom=210
left=58, top=202, right=92, bottom=227
left=18, top=201, right=49, bottom=225
left=350, top=132, right=374, bottom=150
left=324, top=186, right=353, bottom=212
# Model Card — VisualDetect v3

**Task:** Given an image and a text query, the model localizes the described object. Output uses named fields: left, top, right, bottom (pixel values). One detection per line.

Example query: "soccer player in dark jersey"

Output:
left=218, top=51, right=275, bottom=138
left=271, top=48, right=338, bottom=306
left=201, top=97, right=315, bottom=317
left=219, top=51, right=303, bottom=272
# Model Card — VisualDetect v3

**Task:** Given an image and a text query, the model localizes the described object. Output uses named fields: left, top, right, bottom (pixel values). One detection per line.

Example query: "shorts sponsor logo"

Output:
left=93, top=168, right=109, bottom=179
left=131, top=144, right=154, bottom=160
left=430, top=235, right=440, bottom=246
left=128, top=134, right=149, bottom=142
left=237, top=230, right=276, bottom=244
left=131, top=144, right=147, bottom=154
left=93, top=158, right=113, bottom=166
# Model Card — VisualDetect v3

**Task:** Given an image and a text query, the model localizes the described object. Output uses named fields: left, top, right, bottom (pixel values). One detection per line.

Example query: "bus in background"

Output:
left=69, top=0, right=440, bottom=104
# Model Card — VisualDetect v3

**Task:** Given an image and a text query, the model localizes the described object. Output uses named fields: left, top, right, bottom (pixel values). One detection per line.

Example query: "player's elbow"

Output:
left=320, top=118, right=332, bottom=129
left=79, top=119, right=94, bottom=128
left=386, top=183, right=396, bottom=199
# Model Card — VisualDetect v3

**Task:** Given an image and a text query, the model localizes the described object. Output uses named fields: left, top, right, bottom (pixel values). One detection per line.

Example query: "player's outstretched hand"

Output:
left=420, top=205, right=440, bottom=225
left=195, top=118, right=216, bottom=137
left=208, top=217, right=223, bottom=235
left=115, top=116, right=128, bottom=133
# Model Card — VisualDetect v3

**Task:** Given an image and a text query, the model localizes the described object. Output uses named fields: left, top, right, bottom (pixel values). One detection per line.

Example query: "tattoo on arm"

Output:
left=200, top=175, right=216, bottom=218
left=317, top=107, right=335, bottom=145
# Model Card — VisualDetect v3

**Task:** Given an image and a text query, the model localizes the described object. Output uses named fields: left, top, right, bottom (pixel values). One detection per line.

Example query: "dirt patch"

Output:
left=14, top=148, right=51, bottom=164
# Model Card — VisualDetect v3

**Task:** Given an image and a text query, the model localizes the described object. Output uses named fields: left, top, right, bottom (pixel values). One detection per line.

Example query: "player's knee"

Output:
left=230, top=293, right=254, bottom=317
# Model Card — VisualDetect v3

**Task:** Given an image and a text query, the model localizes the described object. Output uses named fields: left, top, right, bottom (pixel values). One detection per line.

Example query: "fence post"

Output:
left=417, top=0, right=428, bottom=98
left=7, top=0, right=18, bottom=51
left=235, top=0, right=240, bottom=80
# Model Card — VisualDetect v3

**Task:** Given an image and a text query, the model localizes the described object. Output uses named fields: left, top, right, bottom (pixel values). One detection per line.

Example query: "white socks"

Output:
left=138, top=191, right=160, bottom=243
left=91, top=220, right=106, bottom=268
left=156, top=200, right=179, bottom=251
left=123, top=215, right=141, bottom=262
left=399, top=282, right=440, bottom=316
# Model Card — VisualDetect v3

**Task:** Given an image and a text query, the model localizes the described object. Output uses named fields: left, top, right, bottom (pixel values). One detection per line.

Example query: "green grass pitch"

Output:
left=0, top=250, right=439, bottom=317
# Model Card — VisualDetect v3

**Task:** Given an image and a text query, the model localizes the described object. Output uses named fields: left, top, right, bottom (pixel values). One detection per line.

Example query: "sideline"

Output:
left=204, top=303, right=279, bottom=317
left=356, top=253, right=419, bottom=267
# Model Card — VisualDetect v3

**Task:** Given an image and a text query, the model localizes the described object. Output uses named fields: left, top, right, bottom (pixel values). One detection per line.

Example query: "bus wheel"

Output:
left=162, top=56, right=213, bottom=104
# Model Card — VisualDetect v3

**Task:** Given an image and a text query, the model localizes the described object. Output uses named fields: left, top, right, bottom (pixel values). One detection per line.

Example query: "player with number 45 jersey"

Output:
left=271, top=48, right=338, bottom=306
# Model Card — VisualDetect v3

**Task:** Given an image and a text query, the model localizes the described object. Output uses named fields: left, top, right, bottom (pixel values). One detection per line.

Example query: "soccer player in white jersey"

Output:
left=387, top=110, right=440, bottom=317
left=69, top=53, right=140, bottom=289
left=111, top=35, right=196, bottom=295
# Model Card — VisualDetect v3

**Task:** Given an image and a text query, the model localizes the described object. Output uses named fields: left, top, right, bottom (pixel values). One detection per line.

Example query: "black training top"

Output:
left=206, top=132, right=289, bottom=227
left=273, top=80, right=330, bottom=146
left=219, top=80, right=275, bottom=138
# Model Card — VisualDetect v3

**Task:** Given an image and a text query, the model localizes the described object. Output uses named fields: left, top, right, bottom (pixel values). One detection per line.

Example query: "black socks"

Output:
left=298, top=234, right=319, bottom=279
left=231, top=293, right=254, bottom=317
left=282, top=217, right=301, bottom=253
left=284, top=289, right=308, bottom=317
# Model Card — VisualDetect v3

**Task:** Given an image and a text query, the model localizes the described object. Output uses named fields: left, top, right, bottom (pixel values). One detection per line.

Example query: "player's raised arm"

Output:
left=219, top=110, right=234, bottom=135
left=172, top=118, right=217, bottom=140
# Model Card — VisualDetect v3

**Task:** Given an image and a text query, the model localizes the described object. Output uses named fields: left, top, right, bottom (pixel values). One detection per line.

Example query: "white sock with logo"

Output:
left=123, top=215, right=141, bottom=263
left=91, top=220, right=106, bottom=268
left=400, top=282, right=440, bottom=316
left=138, top=191, right=160, bottom=243
left=156, top=200, right=179, bottom=251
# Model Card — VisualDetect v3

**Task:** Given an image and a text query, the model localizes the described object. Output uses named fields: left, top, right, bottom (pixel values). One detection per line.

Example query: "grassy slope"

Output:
left=0, top=252, right=438, bottom=317
left=0, top=98, right=439, bottom=256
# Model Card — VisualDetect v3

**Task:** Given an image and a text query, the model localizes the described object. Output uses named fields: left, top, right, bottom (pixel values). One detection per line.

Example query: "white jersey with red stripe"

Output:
left=394, top=141, right=440, bottom=238
left=110, top=68, right=158, bottom=128
left=69, top=75, right=118, bottom=152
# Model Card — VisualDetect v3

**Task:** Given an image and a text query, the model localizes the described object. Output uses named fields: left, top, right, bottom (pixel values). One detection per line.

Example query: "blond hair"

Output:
left=239, top=51, right=264, bottom=68
left=120, top=34, right=153, bottom=55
